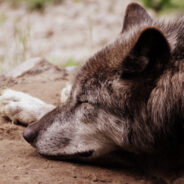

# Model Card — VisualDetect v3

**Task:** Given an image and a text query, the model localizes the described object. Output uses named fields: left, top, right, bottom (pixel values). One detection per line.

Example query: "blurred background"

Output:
left=0, top=0, right=184, bottom=74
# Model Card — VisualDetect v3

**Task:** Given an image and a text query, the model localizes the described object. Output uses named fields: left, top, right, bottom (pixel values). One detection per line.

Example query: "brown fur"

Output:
left=72, top=3, right=184, bottom=153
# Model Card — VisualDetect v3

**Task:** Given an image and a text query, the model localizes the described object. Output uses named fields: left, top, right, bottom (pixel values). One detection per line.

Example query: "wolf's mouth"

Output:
left=40, top=150, right=94, bottom=160
left=73, top=150, right=94, bottom=157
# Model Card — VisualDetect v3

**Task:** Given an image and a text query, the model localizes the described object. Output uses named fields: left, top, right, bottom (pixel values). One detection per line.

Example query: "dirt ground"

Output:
left=0, top=125, right=148, bottom=184
left=0, top=59, right=184, bottom=184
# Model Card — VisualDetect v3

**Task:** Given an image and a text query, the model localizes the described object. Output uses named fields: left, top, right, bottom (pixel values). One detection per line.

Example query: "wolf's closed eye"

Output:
left=77, top=99, right=89, bottom=105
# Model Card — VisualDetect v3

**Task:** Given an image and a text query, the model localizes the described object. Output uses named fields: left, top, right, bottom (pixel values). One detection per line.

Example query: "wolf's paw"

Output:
left=0, top=89, right=55, bottom=125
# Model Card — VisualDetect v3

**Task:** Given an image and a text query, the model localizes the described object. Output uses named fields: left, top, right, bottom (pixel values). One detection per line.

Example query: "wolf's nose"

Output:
left=23, top=126, right=38, bottom=144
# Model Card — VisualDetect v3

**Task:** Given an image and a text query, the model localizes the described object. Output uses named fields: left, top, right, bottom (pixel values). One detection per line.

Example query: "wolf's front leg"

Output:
left=0, top=89, right=55, bottom=125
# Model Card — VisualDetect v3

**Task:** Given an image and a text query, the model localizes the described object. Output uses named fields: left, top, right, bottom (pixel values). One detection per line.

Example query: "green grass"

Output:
left=13, top=19, right=30, bottom=63
left=73, top=0, right=82, bottom=3
left=48, top=57, right=79, bottom=69
left=62, top=58, right=79, bottom=68
left=0, top=18, right=31, bottom=75
left=0, top=13, right=7, bottom=25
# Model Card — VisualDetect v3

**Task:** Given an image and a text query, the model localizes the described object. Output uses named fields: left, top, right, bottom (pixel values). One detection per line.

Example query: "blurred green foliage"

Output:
left=62, top=58, right=79, bottom=68
left=141, top=0, right=184, bottom=13
left=27, top=0, right=54, bottom=10
left=7, top=0, right=63, bottom=10
left=48, top=57, right=79, bottom=69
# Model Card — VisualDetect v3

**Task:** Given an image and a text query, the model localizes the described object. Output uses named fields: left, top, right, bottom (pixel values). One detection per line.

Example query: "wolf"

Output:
left=0, top=3, right=184, bottom=160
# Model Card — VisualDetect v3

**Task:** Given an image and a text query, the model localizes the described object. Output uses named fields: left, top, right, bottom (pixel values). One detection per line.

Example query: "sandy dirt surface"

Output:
left=0, top=59, right=184, bottom=184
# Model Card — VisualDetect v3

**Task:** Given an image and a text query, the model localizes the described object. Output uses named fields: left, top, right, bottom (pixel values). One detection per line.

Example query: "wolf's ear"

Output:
left=122, top=27, right=170, bottom=75
left=122, top=3, right=153, bottom=32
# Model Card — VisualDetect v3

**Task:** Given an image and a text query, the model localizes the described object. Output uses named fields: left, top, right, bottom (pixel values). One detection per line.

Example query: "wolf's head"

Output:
left=23, top=3, right=184, bottom=159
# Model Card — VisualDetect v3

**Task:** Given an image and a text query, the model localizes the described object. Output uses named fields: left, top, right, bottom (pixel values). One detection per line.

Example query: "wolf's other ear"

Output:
left=122, top=3, right=153, bottom=32
left=122, top=28, right=171, bottom=76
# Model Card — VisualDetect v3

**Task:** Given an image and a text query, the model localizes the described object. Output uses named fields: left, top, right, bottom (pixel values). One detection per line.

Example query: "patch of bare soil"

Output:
left=0, top=59, right=184, bottom=184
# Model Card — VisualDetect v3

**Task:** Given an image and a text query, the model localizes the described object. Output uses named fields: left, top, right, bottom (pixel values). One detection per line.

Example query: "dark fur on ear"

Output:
left=122, top=3, right=153, bottom=32
left=122, top=27, right=171, bottom=76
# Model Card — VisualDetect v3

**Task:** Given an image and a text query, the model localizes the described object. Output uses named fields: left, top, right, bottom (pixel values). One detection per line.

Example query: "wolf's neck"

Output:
left=148, top=62, right=184, bottom=130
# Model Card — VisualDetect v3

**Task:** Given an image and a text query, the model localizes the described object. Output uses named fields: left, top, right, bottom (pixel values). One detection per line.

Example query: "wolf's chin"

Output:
left=39, top=150, right=94, bottom=160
